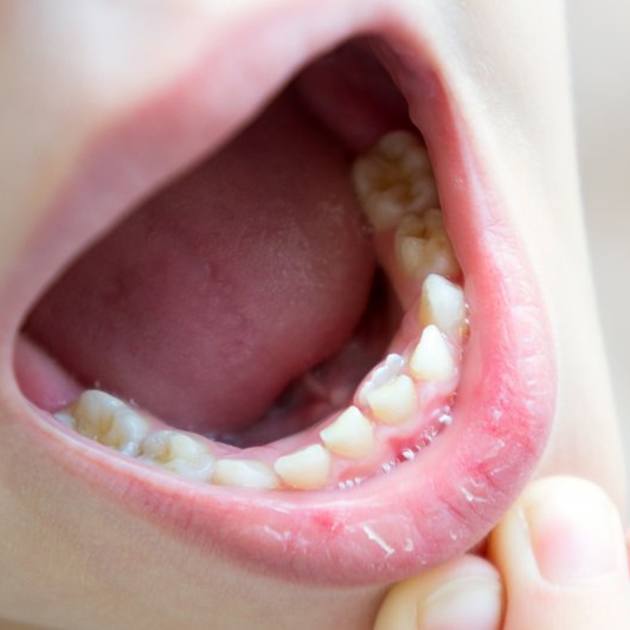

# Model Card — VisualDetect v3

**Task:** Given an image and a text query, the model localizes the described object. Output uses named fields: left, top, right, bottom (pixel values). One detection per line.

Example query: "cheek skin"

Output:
left=0, top=1, right=624, bottom=629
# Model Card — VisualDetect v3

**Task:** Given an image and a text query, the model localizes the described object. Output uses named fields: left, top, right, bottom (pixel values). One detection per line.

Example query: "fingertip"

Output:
left=374, top=555, right=502, bottom=630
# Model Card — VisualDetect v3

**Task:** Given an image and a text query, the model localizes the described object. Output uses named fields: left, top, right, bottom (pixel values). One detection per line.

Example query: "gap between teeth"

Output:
left=53, top=130, right=468, bottom=492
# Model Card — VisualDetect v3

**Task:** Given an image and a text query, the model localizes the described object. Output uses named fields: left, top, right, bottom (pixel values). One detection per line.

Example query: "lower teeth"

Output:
left=51, top=130, right=468, bottom=492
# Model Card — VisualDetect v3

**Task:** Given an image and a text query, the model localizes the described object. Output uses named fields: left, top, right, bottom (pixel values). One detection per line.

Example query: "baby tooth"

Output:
left=212, top=459, right=279, bottom=490
left=319, top=406, right=374, bottom=459
left=409, top=325, right=455, bottom=382
left=54, top=410, right=76, bottom=428
left=357, top=353, right=404, bottom=406
left=366, top=375, right=418, bottom=425
left=141, top=430, right=214, bottom=481
left=396, top=210, right=460, bottom=280
left=274, top=444, right=331, bottom=490
left=72, top=390, right=148, bottom=455
left=419, top=273, right=466, bottom=335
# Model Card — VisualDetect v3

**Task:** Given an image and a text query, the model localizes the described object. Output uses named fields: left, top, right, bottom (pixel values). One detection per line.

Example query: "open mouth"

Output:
left=2, top=7, right=555, bottom=586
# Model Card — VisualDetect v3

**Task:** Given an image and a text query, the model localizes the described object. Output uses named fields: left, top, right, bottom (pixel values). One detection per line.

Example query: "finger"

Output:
left=373, top=555, right=503, bottom=630
left=489, top=476, right=630, bottom=630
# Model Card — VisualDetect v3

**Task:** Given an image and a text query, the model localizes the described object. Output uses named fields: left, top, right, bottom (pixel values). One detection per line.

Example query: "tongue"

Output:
left=26, top=90, right=375, bottom=433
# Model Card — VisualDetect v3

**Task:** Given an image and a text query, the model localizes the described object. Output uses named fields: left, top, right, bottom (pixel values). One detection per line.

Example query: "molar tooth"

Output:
left=212, top=459, right=278, bottom=490
left=419, top=273, right=466, bottom=335
left=396, top=210, right=459, bottom=280
left=365, top=375, right=418, bottom=425
left=352, top=131, right=437, bottom=231
left=319, top=406, right=374, bottom=459
left=409, top=325, right=455, bottom=382
left=141, top=430, right=214, bottom=481
left=72, top=390, right=148, bottom=455
left=273, top=444, right=331, bottom=490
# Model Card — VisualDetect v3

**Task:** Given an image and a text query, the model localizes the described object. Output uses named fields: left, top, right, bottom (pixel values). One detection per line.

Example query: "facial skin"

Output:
left=0, top=1, right=624, bottom=629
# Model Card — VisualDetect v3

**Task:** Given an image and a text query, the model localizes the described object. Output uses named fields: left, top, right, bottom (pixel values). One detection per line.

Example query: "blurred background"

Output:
left=569, top=3, right=630, bottom=472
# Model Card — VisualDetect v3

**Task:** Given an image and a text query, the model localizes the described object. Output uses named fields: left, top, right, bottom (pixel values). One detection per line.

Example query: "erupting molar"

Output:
left=68, top=390, right=149, bottom=455
left=365, top=374, right=418, bottom=425
left=351, top=130, right=437, bottom=230
left=319, top=406, right=374, bottom=458
left=141, top=430, right=215, bottom=481
left=213, top=459, right=279, bottom=489
left=395, top=210, right=460, bottom=280
left=420, top=274, right=466, bottom=336
left=409, top=325, right=455, bottom=382
left=274, top=444, right=331, bottom=490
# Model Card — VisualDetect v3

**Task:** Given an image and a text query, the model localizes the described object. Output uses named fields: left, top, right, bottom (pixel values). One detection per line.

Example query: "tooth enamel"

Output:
left=352, top=130, right=438, bottom=231
left=319, top=406, right=374, bottom=459
left=274, top=444, right=331, bottom=490
left=212, top=459, right=279, bottom=490
left=419, top=273, right=466, bottom=335
left=365, top=375, right=418, bottom=425
left=141, top=430, right=215, bottom=481
left=71, top=390, right=148, bottom=455
left=409, top=325, right=455, bottom=382
left=357, top=353, right=404, bottom=406
left=54, top=410, right=76, bottom=428
left=396, top=210, right=460, bottom=280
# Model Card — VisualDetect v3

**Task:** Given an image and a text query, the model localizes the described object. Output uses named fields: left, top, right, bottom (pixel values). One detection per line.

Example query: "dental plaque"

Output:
left=51, top=131, right=468, bottom=492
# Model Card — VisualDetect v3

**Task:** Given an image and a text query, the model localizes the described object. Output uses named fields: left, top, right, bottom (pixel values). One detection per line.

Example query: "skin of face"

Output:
left=0, top=1, right=624, bottom=628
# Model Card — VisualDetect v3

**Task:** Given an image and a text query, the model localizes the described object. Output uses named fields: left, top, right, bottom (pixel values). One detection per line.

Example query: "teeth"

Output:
left=352, top=130, right=438, bottom=231
left=419, top=274, right=466, bottom=335
left=319, top=406, right=374, bottom=459
left=395, top=210, right=460, bottom=280
left=357, top=353, right=404, bottom=406
left=212, top=459, right=279, bottom=489
left=71, top=390, right=148, bottom=455
left=409, top=325, right=455, bottom=382
left=365, top=375, right=418, bottom=425
left=141, top=430, right=214, bottom=481
left=273, top=444, right=331, bottom=490
left=54, top=410, right=76, bottom=428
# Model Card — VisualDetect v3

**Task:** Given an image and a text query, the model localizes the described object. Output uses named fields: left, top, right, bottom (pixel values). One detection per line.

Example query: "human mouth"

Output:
left=4, top=3, right=555, bottom=586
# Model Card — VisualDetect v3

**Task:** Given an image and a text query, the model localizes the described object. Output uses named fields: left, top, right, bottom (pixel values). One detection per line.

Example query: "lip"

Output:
left=0, top=0, right=555, bottom=586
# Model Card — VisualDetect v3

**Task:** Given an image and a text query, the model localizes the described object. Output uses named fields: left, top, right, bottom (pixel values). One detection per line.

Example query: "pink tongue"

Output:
left=26, top=90, right=375, bottom=433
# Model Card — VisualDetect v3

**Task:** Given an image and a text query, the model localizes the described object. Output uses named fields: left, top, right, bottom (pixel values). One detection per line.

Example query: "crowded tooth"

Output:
left=212, top=459, right=279, bottom=490
left=352, top=130, right=438, bottom=231
left=274, top=444, right=331, bottom=490
left=319, top=406, right=374, bottom=459
left=365, top=375, right=418, bottom=425
left=141, top=430, right=215, bottom=481
left=396, top=210, right=460, bottom=280
left=409, top=325, right=455, bottom=382
left=420, top=274, right=466, bottom=335
left=357, top=353, right=404, bottom=406
left=71, top=389, right=148, bottom=455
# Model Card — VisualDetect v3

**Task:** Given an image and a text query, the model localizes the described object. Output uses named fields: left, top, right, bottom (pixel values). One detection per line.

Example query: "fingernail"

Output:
left=526, top=478, right=623, bottom=584
left=419, top=576, right=502, bottom=630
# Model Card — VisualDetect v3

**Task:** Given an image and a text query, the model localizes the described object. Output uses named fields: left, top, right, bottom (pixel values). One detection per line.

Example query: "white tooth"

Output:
left=366, top=375, right=418, bottom=425
left=419, top=273, right=466, bottom=335
left=409, top=325, right=455, bottom=382
left=273, top=444, right=331, bottom=490
left=352, top=131, right=437, bottom=231
left=141, top=430, right=214, bottom=481
left=357, top=353, right=404, bottom=406
left=395, top=210, right=459, bottom=280
left=72, top=389, right=148, bottom=455
left=54, top=410, right=76, bottom=428
left=319, top=406, right=374, bottom=459
left=212, top=459, right=278, bottom=490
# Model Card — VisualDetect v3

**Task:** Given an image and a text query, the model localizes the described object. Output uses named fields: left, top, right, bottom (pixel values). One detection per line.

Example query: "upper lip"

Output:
left=1, top=0, right=555, bottom=585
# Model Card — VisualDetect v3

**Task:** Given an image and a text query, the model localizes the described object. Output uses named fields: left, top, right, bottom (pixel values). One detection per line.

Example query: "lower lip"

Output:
left=1, top=10, right=555, bottom=586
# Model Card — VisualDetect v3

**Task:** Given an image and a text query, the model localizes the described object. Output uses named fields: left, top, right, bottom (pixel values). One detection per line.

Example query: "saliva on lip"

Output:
left=54, top=130, right=469, bottom=493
